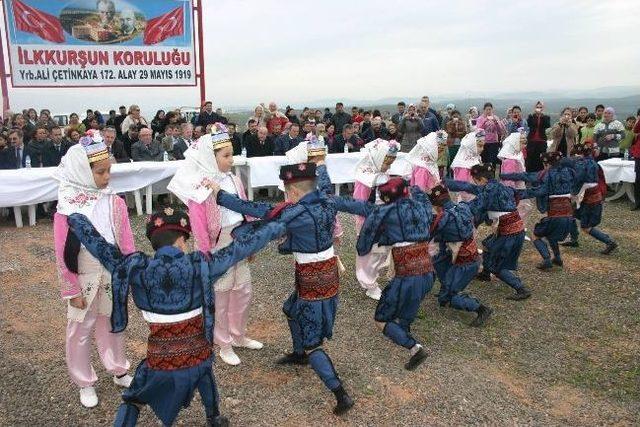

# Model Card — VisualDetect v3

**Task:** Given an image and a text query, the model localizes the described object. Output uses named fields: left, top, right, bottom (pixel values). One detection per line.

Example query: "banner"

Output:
left=2, top=0, right=196, bottom=87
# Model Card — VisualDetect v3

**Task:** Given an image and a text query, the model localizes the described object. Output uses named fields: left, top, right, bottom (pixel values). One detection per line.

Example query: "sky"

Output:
left=2, top=0, right=639, bottom=114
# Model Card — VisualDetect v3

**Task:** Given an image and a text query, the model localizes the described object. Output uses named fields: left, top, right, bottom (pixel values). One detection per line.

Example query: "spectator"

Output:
left=151, top=110, right=166, bottom=135
left=193, top=125, right=204, bottom=140
left=325, top=124, right=337, bottom=151
left=113, top=105, right=127, bottom=137
left=467, top=106, right=479, bottom=131
left=630, top=108, right=640, bottom=210
left=620, top=116, right=637, bottom=155
left=391, top=102, right=406, bottom=125
left=419, top=101, right=440, bottom=135
left=274, top=123, right=301, bottom=155
left=246, top=126, right=273, bottom=157
left=300, top=107, right=311, bottom=123
left=160, top=111, right=181, bottom=135
left=475, top=102, right=505, bottom=167
left=105, top=109, right=118, bottom=127
left=323, top=108, right=333, bottom=123
left=441, top=103, right=455, bottom=128
left=578, top=113, right=597, bottom=144
left=361, top=111, right=372, bottom=134
left=13, top=113, right=36, bottom=141
left=0, top=129, right=27, bottom=169
left=505, top=105, right=529, bottom=134
left=525, top=101, right=551, bottom=172
left=362, top=117, right=389, bottom=142
left=227, top=123, right=242, bottom=155
left=333, top=123, right=364, bottom=153
left=160, top=124, right=179, bottom=154
left=120, top=104, right=149, bottom=134
left=38, top=110, right=56, bottom=130
left=248, top=104, right=268, bottom=128
left=94, top=110, right=105, bottom=125
left=594, top=104, right=605, bottom=125
left=549, top=107, right=578, bottom=157
left=242, top=119, right=259, bottom=150
left=81, top=109, right=95, bottom=130
left=351, top=107, right=363, bottom=124
left=445, top=110, right=468, bottom=165
left=387, top=122, right=399, bottom=141
left=25, top=126, right=50, bottom=167
left=195, top=101, right=228, bottom=127
left=399, top=104, right=424, bottom=152
left=172, top=123, right=194, bottom=160
left=131, top=127, right=163, bottom=161
left=66, top=128, right=81, bottom=146
left=594, top=107, right=625, bottom=160
left=266, top=102, right=289, bottom=134
left=575, top=106, right=589, bottom=129
left=121, top=124, right=140, bottom=157
left=313, top=109, right=323, bottom=123
left=316, top=123, right=327, bottom=139
left=103, top=126, right=129, bottom=163
left=87, top=117, right=101, bottom=131
left=270, top=121, right=283, bottom=137
left=42, top=126, right=70, bottom=167
left=330, top=102, right=352, bottom=136
left=26, top=108, right=38, bottom=127
left=352, top=121, right=362, bottom=137
left=286, top=107, right=300, bottom=125
left=420, top=96, right=443, bottom=125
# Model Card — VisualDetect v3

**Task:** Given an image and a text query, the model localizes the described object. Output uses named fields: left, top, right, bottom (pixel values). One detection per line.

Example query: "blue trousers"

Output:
left=434, top=252, right=481, bottom=312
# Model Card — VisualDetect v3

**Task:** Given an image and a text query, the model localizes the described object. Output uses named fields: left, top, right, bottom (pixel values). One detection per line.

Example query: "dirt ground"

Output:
left=0, top=200, right=639, bottom=426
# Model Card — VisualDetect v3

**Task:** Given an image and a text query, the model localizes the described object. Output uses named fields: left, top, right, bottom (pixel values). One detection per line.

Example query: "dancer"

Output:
left=167, top=124, right=263, bottom=366
left=66, top=208, right=286, bottom=427
left=53, top=131, right=133, bottom=408
left=213, top=159, right=354, bottom=415
left=353, top=139, right=400, bottom=300
left=407, top=131, right=444, bottom=192
left=449, top=130, right=485, bottom=201
left=428, top=184, right=493, bottom=325
left=561, top=141, right=618, bottom=254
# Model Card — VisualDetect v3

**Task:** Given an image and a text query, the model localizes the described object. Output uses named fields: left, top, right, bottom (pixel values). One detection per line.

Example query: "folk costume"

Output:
left=333, top=177, right=433, bottom=370
left=352, top=139, right=400, bottom=300
left=216, top=161, right=354, bottom=415
left=498, top=132, right=533, bottom=229
left=449, top=130, right=485, bottom=202
left=428, top=185, right=492, bottom=326
left=168, top=124, right=262, bottom=367
left=562, top=142, right=617, bottom=254
left=53, top=134, right=133, bottom=408
left=66, top=208, right=286, bottom=427
left=407, top=131, right=443, bottom=192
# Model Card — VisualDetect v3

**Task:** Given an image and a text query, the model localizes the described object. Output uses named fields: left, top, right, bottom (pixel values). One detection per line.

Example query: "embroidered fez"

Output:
left=145, top=207, right=192, bottom=240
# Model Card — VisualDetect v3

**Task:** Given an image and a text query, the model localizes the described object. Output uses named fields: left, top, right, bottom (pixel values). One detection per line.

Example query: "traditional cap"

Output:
left=306, top=134, right=327, bottom=157
left=79, top=130, right=108, bottom=164
left=429, top=184, right=450, bottom=206
left=145, top=207, right=191, bottom=240
left=210, top=122, right=233, bottom=151
left=279, top=162, right=317, bottom=185
left=378, top=177, right=409, bottom=204
left=541, top=151, right=563, bottom=164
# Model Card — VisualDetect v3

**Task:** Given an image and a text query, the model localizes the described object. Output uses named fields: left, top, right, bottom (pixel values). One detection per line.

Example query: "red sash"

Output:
left=548, top=197, right=573, bottom=218
left=455, top=239, right=479, bottom=265
left=392, top=242, right=433, bottom=277
left=583, top=187, right=603, bottom=205
left=147, top=315, right=211, bottom=371
left=295, top=257, right=339, bottom=301
left=497, top=211, right=524, bottom=236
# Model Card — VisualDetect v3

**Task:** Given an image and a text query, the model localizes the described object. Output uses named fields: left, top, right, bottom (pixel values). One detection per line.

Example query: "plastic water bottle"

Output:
left=163, top=151, right=169, bottom=162
left=343, top=143, right=349, bottom=154
left=623, top=150, right=629, bottom=161
left=25, top=155, right=31, bottom=168
left=241, top=146, right=247, bottom=158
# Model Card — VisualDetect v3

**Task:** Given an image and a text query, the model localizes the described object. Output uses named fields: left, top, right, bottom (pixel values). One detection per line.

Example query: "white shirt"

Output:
left=294, top=247, right=334, bottom=264
left=90, top=196, right=115, bottom=244
left=218, top=174, right=244, bottom=227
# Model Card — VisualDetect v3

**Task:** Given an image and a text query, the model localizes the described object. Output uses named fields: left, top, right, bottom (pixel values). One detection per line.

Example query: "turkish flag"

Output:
left=143, top=6, right=184, bottom=45
left=13, top=0, right=65, bottom=43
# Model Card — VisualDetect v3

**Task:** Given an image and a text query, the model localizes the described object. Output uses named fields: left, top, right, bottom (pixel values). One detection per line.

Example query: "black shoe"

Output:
left=470, top=305, right=493, bottom=327
left=631, top=205, right=640, bottom=211
left=551, top=258, right=563, bottom=267
left=506, top=287, right=532, bottom=301
left=332, top=385, right=354, bottom=415
left=536, top=261, right=553, bottom=271
left=601, top=241, right=618, bottom=255
left=404, top=346, right=428, bottom=371
left=276, top=352, right=308, bottom=365
left=208, top=415, right=230, bottom=427
left=560, top=240, right=579, bottom=247
left=476, top=270, right=491, bottom=282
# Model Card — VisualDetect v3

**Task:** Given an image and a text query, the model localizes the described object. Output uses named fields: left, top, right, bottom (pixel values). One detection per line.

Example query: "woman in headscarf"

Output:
left=53, top=130, right=134, bottom=409
left=498, top=130, right=533, bottom=236
left=449, top=130, right=485, bottom=201
left=525, top=101, right=551, bottom=172
left=593, top=106, right=626, bottom=161
left=167, top=123, right=262, bottom=367
left=353, top=139, right=400, bottom=300
left=407, top=131, right=443, bottom=192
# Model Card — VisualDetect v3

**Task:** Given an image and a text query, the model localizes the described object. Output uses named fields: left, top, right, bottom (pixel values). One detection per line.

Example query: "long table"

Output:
left=598, top=158, right=636, bottom=204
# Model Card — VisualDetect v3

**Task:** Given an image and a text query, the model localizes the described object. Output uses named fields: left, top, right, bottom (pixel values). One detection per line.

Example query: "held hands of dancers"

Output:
left=202, top=178, right=221, bottom=195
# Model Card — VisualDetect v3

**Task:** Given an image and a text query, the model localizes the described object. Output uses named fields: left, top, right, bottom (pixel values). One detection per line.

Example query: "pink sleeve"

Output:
left=54, top=213, right=81, bottom=299
left=353, top=181, right=371, bottom=233
left=188, top=199, right=213, bottom=253
left=411, top=166, right=439, bottom=192
left=453, top=167, right=472, bottom=182
left=500, top=159, right=521, bottom=188
left=475, top=116, right=487, bottom=130
left=114, top=197, right=136, bottom=255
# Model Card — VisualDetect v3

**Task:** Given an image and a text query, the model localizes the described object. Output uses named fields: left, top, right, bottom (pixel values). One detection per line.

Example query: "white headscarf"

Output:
left=450, top=132, right=481, bottom=169
left=407, top=132, right=444, bottom=179
left=54, top=142, right=114, bottom=217
left=167, top=133, right=226, bottom=204
left=354, top=139, right=399, bottom=187
left=285, top=140, right=309, bottom=164
left=498, top=132, right=524, bottom=167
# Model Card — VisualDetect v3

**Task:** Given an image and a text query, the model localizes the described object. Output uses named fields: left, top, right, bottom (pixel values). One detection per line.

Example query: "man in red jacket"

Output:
left=630, top=108, right=640, bottom=211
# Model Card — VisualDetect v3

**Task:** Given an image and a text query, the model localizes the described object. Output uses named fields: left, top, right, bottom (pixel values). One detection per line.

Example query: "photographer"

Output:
left=399, top=104, right=424, bottom=152
left=549, top=107, right=578, bottom=157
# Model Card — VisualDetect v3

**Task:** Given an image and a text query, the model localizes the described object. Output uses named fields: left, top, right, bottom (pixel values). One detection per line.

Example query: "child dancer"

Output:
left=353, top=139, right=400, bottom=300
left=449, top=130, right=485, bottom=201
left=66, top=208, right=286, bottom=427
left=407, top=131, right=443, bottom=192
left=53, top=132, right=133, bottom=408
left=168, top=124, right=262, bottom=366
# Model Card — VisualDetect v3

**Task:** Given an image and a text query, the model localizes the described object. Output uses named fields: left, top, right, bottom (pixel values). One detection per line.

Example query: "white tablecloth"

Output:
left=598, top=158, right=635, bottom=184
left=0, top=153, right=413, bottom=208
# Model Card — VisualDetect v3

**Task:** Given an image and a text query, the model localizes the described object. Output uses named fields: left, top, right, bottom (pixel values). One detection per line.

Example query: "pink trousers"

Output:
left=65, top=303, right=129, bottom=388
left=355, top=246, right=391, bottom=290
left=214, top=283, right=252, bottom=349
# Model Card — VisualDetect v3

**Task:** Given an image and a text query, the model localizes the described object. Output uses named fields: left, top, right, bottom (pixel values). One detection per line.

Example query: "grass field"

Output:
left=0, top=196, right=638, bottom=426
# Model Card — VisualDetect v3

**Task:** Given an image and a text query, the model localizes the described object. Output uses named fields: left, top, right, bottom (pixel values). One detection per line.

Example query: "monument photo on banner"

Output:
left=2, top=0, right=196, bottom=87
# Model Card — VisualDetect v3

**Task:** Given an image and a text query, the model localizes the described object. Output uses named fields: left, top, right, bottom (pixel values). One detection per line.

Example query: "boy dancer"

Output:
left=561, top=142, right=617, bottom=254
left=212, top=159, right=354, bottom=415
left=66, top=208, right=286, bottom=427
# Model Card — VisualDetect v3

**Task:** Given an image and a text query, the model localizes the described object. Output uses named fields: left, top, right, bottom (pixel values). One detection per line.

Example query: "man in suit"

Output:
left=103, top=126, right=130, bottom=163
left=172, top=123, right=193, bottom=160
left=131, top=127, right=164, bottom=161
left=25, top=126, right=51, bottom=167
left=273, top=123, right=301, bottom=155
left=42, top=126, right=71, bottom=167
left=246, top=126, right=274, bottom=157
left=121, top=124, right=140, bottom=158
left=227, top=123, right=242, bottom=155
left=0, top=129, right=27, bottom=169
